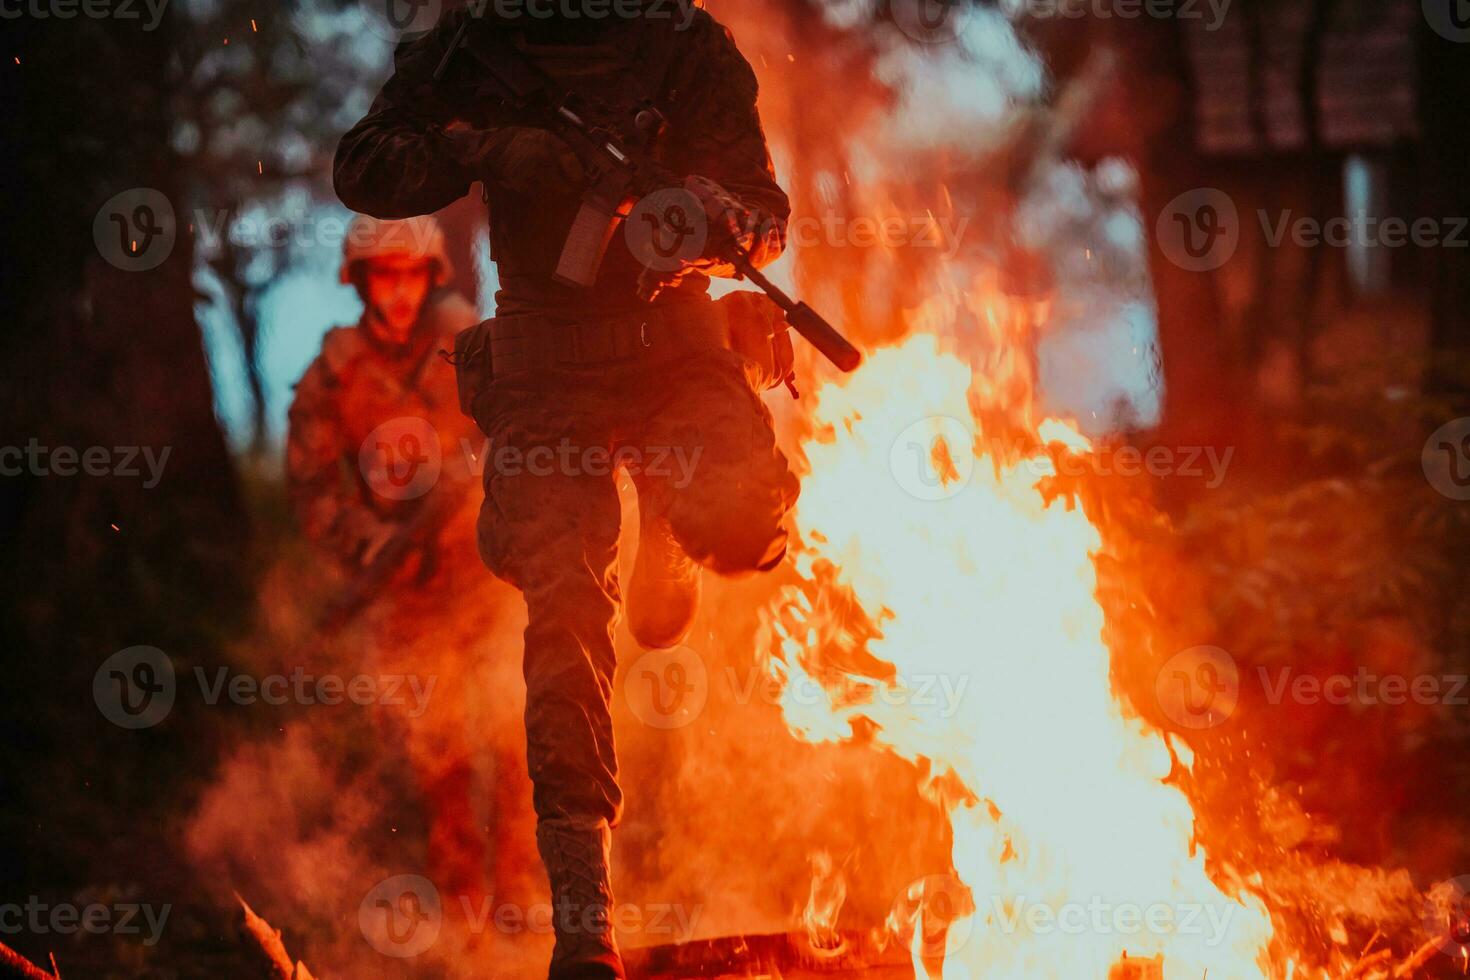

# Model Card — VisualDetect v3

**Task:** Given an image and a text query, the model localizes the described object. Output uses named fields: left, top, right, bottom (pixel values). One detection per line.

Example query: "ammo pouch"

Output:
left=718, top=291, right=795, bottom=392
left=450, top=319, right=496, bottom=419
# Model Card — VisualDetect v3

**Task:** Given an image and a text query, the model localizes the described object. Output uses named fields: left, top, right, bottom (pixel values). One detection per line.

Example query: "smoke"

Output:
left=175, top=2, right=1424, bottom=975
left=182, top=524, right=547, bottom=977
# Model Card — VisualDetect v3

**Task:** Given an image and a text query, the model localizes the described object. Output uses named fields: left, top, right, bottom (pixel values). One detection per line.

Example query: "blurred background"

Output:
left=2, top=0, right=1469, bottom=976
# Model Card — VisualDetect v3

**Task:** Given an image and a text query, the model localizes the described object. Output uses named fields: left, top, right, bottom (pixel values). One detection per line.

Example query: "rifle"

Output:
left=433, top=18, right=863, bottom=374
left=315, top=482, right=470, bottom=637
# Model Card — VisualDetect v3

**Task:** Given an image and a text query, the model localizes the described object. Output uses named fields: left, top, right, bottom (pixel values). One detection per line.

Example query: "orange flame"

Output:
left=764, top=279, right=1274, bottom=977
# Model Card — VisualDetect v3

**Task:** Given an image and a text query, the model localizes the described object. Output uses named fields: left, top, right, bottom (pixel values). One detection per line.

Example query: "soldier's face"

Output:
left=363, top=255, right=434, bottom=346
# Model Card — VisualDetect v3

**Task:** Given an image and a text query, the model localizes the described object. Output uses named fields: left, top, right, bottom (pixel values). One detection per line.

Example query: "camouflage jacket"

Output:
left=286, top=291, right=480, bottom=569
left=334, top=8, right=789, bottom=316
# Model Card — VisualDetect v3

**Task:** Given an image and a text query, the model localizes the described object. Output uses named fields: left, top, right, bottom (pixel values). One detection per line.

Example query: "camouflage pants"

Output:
left=473, top=346, right=798, bottom=825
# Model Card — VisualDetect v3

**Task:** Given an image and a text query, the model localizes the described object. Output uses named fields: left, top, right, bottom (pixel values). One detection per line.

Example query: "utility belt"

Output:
left=449, top=293, right=793, bottom=419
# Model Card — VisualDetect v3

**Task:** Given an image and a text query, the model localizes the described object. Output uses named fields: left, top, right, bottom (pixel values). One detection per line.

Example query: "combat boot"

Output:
left=626, top=510, right=701, bottom=650
left=536, top=818, right=625, bottom=980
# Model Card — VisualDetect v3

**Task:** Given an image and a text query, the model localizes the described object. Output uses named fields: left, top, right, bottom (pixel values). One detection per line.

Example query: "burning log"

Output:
left=0, top=942, right=58, bottom=980
left=623, top=930, right=913, bottom=979
left=236, top=895, right=317, bottom=980
left=1390, top=933, right=1463, bottom=979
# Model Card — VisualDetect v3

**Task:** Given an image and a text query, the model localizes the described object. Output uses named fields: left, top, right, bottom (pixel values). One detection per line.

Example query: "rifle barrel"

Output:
left=730, top=252, right=863, bottom=373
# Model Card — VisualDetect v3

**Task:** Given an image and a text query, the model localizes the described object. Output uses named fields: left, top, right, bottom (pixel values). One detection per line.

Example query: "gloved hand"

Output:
left=720, top=291, right=797, bottom=393
left=684, top=174, right=768, bottom=269
left=636, top=175, right=781, bottom=300
left=444, top=123, right=585, bottom=197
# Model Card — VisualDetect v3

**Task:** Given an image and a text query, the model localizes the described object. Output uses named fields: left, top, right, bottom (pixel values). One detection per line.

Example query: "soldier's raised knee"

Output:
left=685, top=512, right=788, bottom=576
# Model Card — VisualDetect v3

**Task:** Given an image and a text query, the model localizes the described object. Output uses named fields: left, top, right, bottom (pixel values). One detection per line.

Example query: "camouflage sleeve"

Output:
left=663, top=14, right=791, bottom=270
left=286, top=357, right=378, bottom=566
left=334, top=12, right=477, bottom=219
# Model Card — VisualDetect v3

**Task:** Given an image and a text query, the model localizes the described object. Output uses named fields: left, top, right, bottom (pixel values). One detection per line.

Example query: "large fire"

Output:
left=762, top=280, right=1275, bottom=977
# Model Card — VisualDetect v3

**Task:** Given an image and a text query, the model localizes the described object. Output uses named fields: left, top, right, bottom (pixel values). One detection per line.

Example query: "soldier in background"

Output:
left=286, top=214, right=531, bottom=914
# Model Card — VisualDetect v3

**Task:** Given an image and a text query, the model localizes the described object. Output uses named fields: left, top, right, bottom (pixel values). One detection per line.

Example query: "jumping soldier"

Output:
left=335, top=8, right=801, bottom=977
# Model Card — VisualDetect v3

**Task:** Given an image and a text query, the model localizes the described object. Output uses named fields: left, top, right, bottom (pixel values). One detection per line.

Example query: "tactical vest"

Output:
left=318, top=292, right=480, bottom=515
left=442, top=15, right=689, bottom=313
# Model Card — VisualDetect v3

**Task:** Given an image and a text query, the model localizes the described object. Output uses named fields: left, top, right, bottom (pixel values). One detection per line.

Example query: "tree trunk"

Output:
left=1416, top=9, right=1470, bottom=408
left=1115, top=17, right=1239, bottom=449
left=1293, top=0, right=1342, bottom=387
left=0, top=12, right=247, bottom=606
left=0, top=6, right=248, bottom=895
